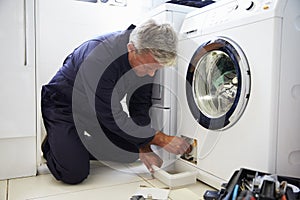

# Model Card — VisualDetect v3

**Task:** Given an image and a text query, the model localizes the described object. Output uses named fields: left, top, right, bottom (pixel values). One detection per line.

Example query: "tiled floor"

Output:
left=0, top=180, right=7, bottom=200
left=2, top=161, right=215, bottom=200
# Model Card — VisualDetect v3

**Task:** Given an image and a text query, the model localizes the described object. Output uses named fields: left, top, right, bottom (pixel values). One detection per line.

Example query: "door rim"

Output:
left=185, top=36, right=251, bottom=130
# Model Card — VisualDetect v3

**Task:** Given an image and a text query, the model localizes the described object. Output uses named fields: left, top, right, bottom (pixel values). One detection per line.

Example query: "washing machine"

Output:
left=176, top=0, right=300, bottom=189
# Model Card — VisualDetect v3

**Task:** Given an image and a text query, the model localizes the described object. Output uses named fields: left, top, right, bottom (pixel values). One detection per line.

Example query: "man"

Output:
left=41, top=19, right=191, bottom=184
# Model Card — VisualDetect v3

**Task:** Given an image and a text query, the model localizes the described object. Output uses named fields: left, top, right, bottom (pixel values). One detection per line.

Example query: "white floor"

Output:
left=1, top=161, right=215, bottom=200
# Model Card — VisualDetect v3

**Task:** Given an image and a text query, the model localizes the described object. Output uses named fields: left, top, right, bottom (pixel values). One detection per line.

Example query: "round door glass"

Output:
left=192, top=50, right=238, bottom=118
left=186, top=37, right=250, bottom=130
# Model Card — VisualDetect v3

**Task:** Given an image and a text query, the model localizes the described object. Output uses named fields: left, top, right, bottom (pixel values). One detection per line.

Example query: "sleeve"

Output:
left=128, top=83, right=153, bottom=126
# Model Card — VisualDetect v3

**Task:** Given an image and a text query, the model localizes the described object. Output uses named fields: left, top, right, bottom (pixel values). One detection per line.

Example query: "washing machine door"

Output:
left=186, top=37, right=251, bottom=130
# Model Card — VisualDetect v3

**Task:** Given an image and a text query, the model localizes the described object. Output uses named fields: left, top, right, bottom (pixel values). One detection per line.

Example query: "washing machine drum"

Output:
left=186, top=37, right=251, bottom=130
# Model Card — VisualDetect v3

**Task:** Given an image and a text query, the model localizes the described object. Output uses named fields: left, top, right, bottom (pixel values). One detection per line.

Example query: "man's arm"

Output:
left=138, top=131, right=192, bottom=173
left=128, top=83, right=153, bottom=126
left=149, top=131, right=191, bottom=155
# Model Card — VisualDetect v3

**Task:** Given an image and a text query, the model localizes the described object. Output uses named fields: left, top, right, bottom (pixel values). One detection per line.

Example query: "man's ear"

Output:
left=127, top=43, right=135, bottom=52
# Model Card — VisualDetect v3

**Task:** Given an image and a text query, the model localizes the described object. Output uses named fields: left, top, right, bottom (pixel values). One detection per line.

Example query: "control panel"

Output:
left=239, top=0, right=276, bottom=11
left=180, top=0, right=285, bottom=39
left=200, top=0, right=281, bottom=34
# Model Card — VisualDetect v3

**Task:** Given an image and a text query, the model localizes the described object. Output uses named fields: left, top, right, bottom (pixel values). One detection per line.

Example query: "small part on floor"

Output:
left=131, top=187, right=169, bottom=199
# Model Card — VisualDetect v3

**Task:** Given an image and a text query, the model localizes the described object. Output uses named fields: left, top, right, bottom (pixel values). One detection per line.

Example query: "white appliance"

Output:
left=176, top=0, right=300, bottom=189
left=140, top=3, right=197, bottom=164
left=0, top=0, right=36, bottom=180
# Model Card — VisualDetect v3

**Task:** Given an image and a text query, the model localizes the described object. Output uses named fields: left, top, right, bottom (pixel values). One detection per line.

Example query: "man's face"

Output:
left=127, top=43, right=163, bottom=77
left=131, top=52, right=163, bottom=77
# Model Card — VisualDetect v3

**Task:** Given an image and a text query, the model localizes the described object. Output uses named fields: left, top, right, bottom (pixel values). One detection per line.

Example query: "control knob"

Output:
left=240, top=0, right=255, bottom=10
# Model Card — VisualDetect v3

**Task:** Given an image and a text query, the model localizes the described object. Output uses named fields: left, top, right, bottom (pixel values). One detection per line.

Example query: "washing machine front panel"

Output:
left=177, top=0, right=300, bottom=189
left=177, top=38, right=205, bottom=140
left=177, top=15, right=286, bottom=186
left=186, top=37, right=250, bottom=130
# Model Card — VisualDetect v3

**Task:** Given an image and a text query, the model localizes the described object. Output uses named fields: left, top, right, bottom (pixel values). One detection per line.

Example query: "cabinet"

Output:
left=0, top=0, right=36, bottom=180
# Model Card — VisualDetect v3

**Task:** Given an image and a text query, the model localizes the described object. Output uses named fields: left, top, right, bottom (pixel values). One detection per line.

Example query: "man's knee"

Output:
left=45, top=153, right=90, bottom=185
left=59, top=168, right=89, bottom=185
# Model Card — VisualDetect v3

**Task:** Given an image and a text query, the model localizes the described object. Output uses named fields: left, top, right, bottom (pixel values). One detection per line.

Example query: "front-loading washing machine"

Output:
left=176, top=0, right=300, bottom=189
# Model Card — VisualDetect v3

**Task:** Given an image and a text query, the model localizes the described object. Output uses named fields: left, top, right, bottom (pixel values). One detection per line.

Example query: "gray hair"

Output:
left=129, top=19, right=178, bottom=66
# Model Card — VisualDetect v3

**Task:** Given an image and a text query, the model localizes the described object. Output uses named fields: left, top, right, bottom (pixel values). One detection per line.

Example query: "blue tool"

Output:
left=232, top=184, right=239, bottom=200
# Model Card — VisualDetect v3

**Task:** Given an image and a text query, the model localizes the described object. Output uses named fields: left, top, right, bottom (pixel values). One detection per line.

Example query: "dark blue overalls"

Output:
left=41, top=25, right=156, bottom=184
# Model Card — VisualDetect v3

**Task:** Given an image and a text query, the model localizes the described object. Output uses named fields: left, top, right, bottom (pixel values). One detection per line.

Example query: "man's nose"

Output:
left=148, top=69, right=156, bottom=77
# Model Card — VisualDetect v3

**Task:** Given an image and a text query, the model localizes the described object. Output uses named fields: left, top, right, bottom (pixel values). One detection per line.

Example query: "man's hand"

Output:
left=150, top=131, right=191, bottom=155
left=139, top=145, right=163, bottom=173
